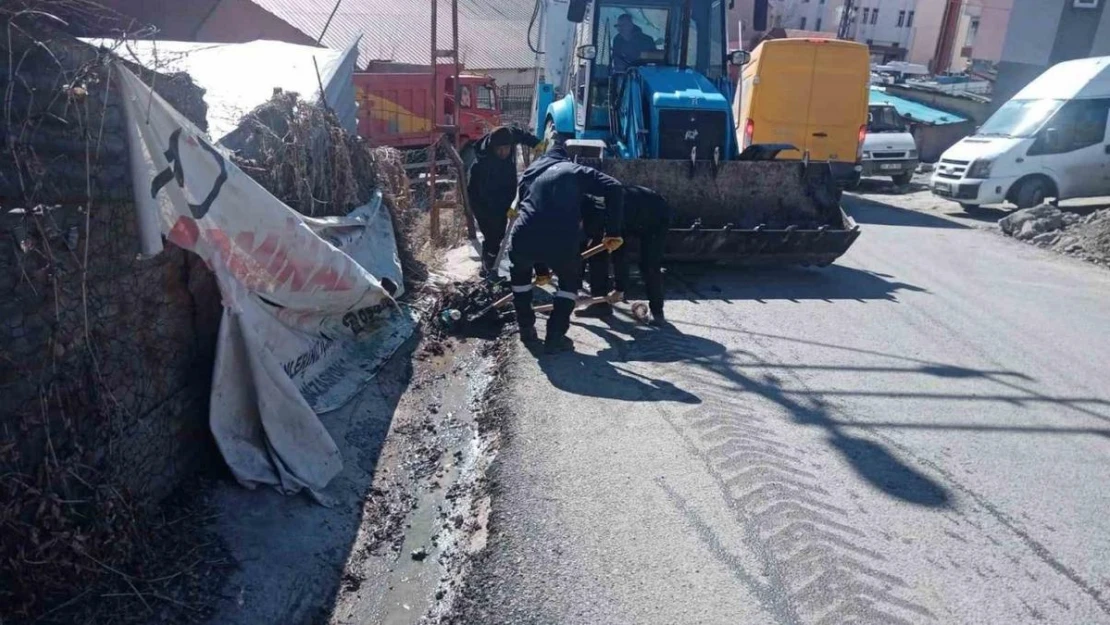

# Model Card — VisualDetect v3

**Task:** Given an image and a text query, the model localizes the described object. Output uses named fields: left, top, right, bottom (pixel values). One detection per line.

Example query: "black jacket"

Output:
left=467, top=127, right=540, bottom=214
left=583, top=185, right=670, bottom=238
left=512, top=148, right=624, bottom=256
left=612, top=26, right=657, bottom=71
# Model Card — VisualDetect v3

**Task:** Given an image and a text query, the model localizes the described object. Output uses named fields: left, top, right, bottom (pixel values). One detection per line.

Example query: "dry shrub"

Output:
left=226, top=92, right=442, bottom=286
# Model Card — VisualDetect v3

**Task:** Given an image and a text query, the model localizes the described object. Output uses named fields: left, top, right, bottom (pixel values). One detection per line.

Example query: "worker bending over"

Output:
left=508, top=144, right=624, bottom=353
left=466, top=126, right=541, bottom=274
left=580, top=185, right=671, bottom=326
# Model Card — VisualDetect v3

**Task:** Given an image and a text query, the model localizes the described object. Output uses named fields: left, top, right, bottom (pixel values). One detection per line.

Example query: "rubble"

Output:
left=999, top=205, right=1110, bottom=266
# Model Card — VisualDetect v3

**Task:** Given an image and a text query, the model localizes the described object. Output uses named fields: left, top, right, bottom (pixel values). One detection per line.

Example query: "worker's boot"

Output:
left=513, top=290, right=540, bottom=345
left=575, top=302, right=613, bottom=318
left=544, top=298, right=576, bottom=354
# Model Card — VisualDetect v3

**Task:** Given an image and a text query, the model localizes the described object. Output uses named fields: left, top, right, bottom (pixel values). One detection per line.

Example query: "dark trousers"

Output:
left=587, top=230, right=666, bottom=315
left=473, top=202, right=508, bottom=271
left=509, top=245, right=581, bottom=341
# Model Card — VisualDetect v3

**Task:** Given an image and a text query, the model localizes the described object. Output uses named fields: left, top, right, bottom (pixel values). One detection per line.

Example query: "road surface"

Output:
left=452, top=191, right=1110, bottom=624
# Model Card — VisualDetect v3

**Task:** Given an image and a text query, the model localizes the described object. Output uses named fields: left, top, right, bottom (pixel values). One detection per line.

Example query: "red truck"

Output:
left=353, top=66, right=503, bottom=150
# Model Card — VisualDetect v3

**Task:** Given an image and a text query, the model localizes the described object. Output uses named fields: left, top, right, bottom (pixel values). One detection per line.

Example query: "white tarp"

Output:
left=89, top=38, right=357, bottom=142
left=117, top=64, right=413, bottom=496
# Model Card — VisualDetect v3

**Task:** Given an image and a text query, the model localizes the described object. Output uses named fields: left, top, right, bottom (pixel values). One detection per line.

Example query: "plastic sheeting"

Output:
left=117, top=64, right=413, bottom=496
left=88, top=38, right=359, bottom=142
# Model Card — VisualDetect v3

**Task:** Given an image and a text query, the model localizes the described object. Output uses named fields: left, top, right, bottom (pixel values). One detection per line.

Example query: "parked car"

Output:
left=931, top=55, right=1110, bottom=210
left=860, top=103, right=918, bottom=187
left=735, top=38, right=869, bottom=188
left=353, top=67, right=502, bottom=150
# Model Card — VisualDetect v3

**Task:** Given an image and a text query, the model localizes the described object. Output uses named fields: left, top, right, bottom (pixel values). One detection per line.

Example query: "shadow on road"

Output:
left=534, top=335, right=703, bottom=405
left=845, top=194, right=969, bottom=229
left=663, top=263, right=926, bottom=304
left=573, top=317, right=955, bottom=508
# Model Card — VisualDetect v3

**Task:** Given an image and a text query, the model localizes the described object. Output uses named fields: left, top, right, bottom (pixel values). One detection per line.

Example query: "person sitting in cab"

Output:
left=612, top=13, right=657, bottom=72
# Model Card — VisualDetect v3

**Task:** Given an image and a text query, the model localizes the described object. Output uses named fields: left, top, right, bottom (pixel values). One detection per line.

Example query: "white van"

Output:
left=861, top=103, right=919, bottom=186
left=931, top=56, right=1110, bottom=210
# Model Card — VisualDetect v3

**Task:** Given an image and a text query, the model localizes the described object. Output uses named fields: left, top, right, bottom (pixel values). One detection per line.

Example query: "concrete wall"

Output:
left=887, top=84, right=993, bottom=122
left=967, top=0, right=1013, bottom=63
left=914, top=119, right=977, bottom=161
left=995, top=0, right=1110, bottom=109
left=907, top=0, right=947, bottom=66
left=0, top=31, right=223, bottom=501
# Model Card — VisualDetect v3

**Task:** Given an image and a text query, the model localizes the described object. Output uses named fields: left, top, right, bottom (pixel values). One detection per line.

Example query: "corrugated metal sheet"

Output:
left=246, top=0, right=538, bottom=70
left=870, top=87, right=968, bottom=126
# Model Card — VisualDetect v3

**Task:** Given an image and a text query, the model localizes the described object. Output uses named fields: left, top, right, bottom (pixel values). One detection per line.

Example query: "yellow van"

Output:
left=735, top=38, right=870, bottom=186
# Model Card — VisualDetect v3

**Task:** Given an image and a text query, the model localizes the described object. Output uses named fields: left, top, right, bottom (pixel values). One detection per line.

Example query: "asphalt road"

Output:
left=453, top=191, right=1110, bottom=625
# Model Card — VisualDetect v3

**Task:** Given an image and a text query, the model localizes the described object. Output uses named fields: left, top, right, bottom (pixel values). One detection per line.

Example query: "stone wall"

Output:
left=0, top=22, right=223, bottom=501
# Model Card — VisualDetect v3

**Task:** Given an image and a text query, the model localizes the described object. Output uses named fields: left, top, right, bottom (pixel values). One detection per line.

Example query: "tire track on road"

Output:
left=631, top=328, right=936, bottom=624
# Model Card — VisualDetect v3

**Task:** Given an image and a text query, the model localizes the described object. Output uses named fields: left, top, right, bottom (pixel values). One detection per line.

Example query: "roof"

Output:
left=1015, top=55, right=1110, bottom=101
left=869, top=87, right=968, bottom=125
left=245, top=0, right=538, bottom=70
left=83, top=38, right=359, bottom=141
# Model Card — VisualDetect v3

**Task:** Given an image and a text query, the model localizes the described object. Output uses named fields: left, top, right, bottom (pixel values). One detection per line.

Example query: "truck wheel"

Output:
left=958, top=202, right=979, bottom=212
left=1012, top=176, right=1050, bottom=209
left=891, top=172, right=912, bottom=187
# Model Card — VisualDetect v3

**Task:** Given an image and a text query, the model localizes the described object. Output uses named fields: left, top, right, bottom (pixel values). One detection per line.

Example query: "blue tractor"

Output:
left=529, top=0, right=860, bottom=264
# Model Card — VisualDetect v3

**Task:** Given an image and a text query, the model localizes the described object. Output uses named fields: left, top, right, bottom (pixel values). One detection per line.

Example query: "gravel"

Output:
left=999, top=205, right=1110, bottom=266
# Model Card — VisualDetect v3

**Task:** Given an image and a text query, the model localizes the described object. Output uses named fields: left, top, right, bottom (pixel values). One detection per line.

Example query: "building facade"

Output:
left=731, top=0, right=949, bottom=66
left=994, top=0, right=1110, bottom=107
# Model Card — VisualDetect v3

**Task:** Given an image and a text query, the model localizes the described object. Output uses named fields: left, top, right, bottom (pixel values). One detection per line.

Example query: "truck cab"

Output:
left=353, top=68, right=501, bottom=150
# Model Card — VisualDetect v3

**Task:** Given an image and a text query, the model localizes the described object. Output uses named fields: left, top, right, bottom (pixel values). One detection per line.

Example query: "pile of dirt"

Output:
left=999, top=205, right=1110, bottom=266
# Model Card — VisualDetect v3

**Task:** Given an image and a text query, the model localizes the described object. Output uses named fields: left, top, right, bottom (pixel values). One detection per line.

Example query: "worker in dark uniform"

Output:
left=508, top=144, right=625, bottom=354
left=612, top=13, right=658, bottom=72
left=580, top=185, right=671, bottom=326
left=467, top=126, right=541, bottom=274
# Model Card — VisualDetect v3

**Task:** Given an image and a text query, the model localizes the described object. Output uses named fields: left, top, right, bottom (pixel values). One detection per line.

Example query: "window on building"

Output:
left=774, top=13, right=783, bottom=27
left=871, top=8, right=878, bottom=24
left=906, top=10, right=914, bottom=27
left=862, top=7, right=870, bottom=23
left=799, top=16, right=807, bottom=28
left=967, top=17, right=980, bottom=46
left=816, top=17, right=823, bottom=30
left=897, top=10, right=905, bottom=26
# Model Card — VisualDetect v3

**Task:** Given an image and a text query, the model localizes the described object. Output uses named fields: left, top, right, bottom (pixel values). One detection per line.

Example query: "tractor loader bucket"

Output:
left=578, top=158, right=860, bottom=265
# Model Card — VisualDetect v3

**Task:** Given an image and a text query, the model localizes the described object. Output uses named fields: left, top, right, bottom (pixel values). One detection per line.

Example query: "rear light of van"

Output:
left=743, top=118, right=754, bottom=149
left=857, top=124, right=866, bottom=160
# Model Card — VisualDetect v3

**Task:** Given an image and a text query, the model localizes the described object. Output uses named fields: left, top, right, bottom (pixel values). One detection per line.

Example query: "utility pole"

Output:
left=837, top=0, right=855, bottom=40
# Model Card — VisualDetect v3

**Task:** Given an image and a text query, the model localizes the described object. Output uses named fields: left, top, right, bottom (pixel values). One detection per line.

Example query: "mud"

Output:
left=200, top=326, right=507, bottom=625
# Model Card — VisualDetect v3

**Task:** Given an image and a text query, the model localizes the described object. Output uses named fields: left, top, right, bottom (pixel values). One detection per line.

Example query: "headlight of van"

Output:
left=967, top=159, right=994, bottom=179
left=908, top=149, right=918, bottom=159
left=862, top=151, right=871, bottom=159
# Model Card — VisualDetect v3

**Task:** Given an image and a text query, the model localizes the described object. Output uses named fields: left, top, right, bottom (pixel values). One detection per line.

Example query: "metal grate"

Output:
left=499, top=83, right=535, bottom=129
left=657, top=109, right=728, bottom=161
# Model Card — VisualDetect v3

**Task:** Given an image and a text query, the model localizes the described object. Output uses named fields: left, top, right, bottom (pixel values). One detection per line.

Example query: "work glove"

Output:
left=601, top=236, right=624, bottom=252
left=534, top=272, right=553, bottom=287
left=507, top=206, right=518, bottom=220
left=605, top=290, right=624, bottom=304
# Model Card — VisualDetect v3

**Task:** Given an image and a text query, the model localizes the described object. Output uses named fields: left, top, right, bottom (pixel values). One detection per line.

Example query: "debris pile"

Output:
left=999, top=205, right=1110, bottom=266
